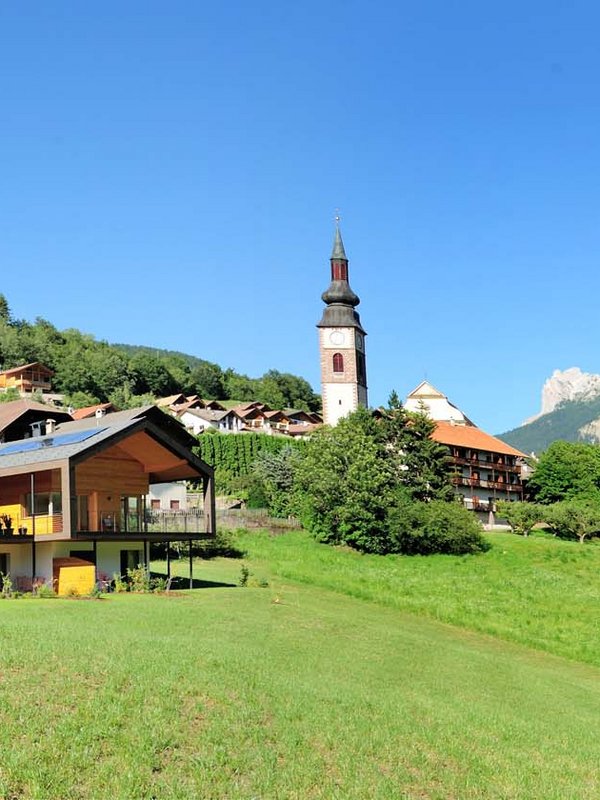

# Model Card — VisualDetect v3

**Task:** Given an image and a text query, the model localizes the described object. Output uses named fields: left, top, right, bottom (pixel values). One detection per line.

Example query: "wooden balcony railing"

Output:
left=452, top=476, right=522, bottom=493
left=451, top=456, right=520, bottom=474
left=84, top=509, right=208, bottom=535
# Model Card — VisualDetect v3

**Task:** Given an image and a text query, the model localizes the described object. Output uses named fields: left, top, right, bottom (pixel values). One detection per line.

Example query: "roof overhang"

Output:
left=69, top=417, right=213, bottom=482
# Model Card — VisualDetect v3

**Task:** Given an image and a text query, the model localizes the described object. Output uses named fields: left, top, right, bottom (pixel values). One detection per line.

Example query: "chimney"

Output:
left=30, top=421, right=42, bottom=438
left=46, top=418, right=57, bottom=435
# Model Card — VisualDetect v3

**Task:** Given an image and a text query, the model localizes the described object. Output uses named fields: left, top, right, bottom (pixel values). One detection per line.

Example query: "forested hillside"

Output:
left=499, top=396, right=600, bottom=454
left=0, top=295, right=320, bottom=411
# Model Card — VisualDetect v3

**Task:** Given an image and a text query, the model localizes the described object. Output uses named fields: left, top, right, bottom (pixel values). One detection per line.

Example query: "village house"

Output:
left=0, top=405, right=215, bottom=592
left=285, top=409, right=322, bottom=426
left=156, top=393, right=323, bottom=439
left=262, top=409, right=291, bottom=432
left=0, top=399, right=72, bottom=443
left=176, top=406, right=243, bottom=435
left=0, top=362, right=54, bottom=396
left=70, top=403, right=116, bottom=420
left=155, top=393, right=189, bottom=409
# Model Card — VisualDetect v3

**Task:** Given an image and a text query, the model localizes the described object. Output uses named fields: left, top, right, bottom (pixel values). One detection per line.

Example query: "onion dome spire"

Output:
left=331, top=224, right=347, bottom=260
left=317, top=219, right=365, bottom=331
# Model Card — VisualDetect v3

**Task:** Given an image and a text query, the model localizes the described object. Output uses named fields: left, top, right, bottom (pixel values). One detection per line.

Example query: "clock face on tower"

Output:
left=328, top=330, right=345, bottom=346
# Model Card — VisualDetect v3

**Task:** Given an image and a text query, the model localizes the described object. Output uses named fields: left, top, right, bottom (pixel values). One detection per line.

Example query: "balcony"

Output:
left=0, top=512, right=63, bottom=538
left=74, top=509, right=210, bottom=539
left=10, top=378, right=53, bottom=393
left=451, top=455, right=520, bottom=475
left=145, top=509, right=207, bottom=534
left=452, top=476, right=523, bottom=493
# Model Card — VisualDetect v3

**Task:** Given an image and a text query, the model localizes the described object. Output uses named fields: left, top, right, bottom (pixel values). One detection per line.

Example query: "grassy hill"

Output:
left=1, top=530, right=600, bottom=798
left=499, top=395, right=600, bottom=453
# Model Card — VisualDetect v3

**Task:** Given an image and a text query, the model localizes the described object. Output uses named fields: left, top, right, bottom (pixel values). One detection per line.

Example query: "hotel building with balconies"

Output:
left=406, top=382, right=526, bottom=514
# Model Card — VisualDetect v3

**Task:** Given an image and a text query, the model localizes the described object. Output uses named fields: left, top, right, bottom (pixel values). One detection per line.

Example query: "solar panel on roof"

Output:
left=0, top=428, right=107, bottom=458
left=48, top=428, right=107, bottom=447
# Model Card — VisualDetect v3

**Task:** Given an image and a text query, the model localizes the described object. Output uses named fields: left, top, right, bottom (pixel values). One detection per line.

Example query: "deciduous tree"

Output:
left=527, top=441, right=600, bottom=503
left=496, top=501, right=543, bottom=537
left=543, top=500, right=600, bottom=544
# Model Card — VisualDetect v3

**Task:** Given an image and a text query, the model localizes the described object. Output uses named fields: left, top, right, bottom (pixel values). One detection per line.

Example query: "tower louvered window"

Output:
left=333, top=353, right=344, bottom=373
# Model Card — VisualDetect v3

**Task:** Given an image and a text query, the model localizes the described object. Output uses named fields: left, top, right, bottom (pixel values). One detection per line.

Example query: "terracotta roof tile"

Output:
left=71, top=403, right=115, bottom=420
left=432, top=421, right=526, bottom=458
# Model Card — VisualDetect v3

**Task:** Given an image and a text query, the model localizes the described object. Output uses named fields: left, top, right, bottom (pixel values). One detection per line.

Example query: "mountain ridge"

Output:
left=500, top=394, right=600, bottom=454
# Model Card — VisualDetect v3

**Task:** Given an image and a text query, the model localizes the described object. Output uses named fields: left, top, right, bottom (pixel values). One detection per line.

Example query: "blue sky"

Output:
left=2, top=1, right=600, bottom=432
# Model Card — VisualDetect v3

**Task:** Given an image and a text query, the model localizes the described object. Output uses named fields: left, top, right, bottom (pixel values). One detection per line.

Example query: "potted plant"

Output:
left=1, top=515, right=13, bottom=536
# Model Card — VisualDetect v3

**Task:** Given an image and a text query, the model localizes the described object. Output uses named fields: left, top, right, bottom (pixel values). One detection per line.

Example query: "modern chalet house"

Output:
left=0, top=405, right=215, bottom=591
left=405, top=381, right=527, bottom=515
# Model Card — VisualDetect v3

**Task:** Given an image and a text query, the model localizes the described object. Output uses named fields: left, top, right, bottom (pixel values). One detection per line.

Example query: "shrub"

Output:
left=239, top=564, right=249, bottom=587
left=36, top=583, right=56, bottom=598
left=1, top=573, right=13, bottom=599
left=127, top=565, right=150, bottom=592
left=150, top=576, right=168, bottom=593
left=112, top=572, right=128, bottom=593
left=387, top=498, right=490, bottom=556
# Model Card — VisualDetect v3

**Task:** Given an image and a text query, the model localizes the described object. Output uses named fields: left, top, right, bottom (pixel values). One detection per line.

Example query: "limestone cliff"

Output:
left=501, top=369, right=600, bottom=453
left=524, top=367, right=600, bottom=424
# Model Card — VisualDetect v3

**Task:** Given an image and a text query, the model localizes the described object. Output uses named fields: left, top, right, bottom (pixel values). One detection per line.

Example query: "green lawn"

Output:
left=0, top=532, right=598, bottom=798
left=234, top=528, right=600, bottom=667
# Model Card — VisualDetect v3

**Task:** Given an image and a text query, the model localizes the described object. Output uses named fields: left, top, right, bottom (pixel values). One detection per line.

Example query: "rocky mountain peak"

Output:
left=524, top=367, right=600, bottom=424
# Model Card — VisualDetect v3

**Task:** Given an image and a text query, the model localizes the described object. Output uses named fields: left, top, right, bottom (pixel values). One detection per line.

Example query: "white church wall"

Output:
left=322, top=383, right=357, bottom=426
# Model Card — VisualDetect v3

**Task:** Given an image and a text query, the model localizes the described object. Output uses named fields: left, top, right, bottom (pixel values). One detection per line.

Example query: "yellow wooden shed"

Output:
left=52, top=557, right=95, bottom=596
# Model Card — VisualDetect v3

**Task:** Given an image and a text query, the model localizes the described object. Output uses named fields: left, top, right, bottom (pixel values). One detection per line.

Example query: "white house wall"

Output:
left=405, top=396, right=467, bottom=423
left=148, top=482, right=188, bottom=511
left=179, top=411, right=211, bottom=435
left=1, top=540, right=147, bottom=585
left=0, top=545, right=33, bottom=579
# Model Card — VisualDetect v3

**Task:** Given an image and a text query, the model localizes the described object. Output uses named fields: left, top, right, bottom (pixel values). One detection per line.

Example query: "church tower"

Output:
left=317, top=222, right=368, bottom=426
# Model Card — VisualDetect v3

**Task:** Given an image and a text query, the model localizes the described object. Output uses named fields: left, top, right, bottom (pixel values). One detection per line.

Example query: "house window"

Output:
left=170, top=500, right=180, bottom=511
left=151, top=499, right=161, bottom=510
left=25, top=492, right=62, bottom=516
left=333, top=353, right=344, bottom=373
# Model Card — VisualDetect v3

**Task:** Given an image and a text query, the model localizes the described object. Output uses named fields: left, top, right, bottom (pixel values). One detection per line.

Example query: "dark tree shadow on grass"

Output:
left=150, top=573, right=237, bottom=590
